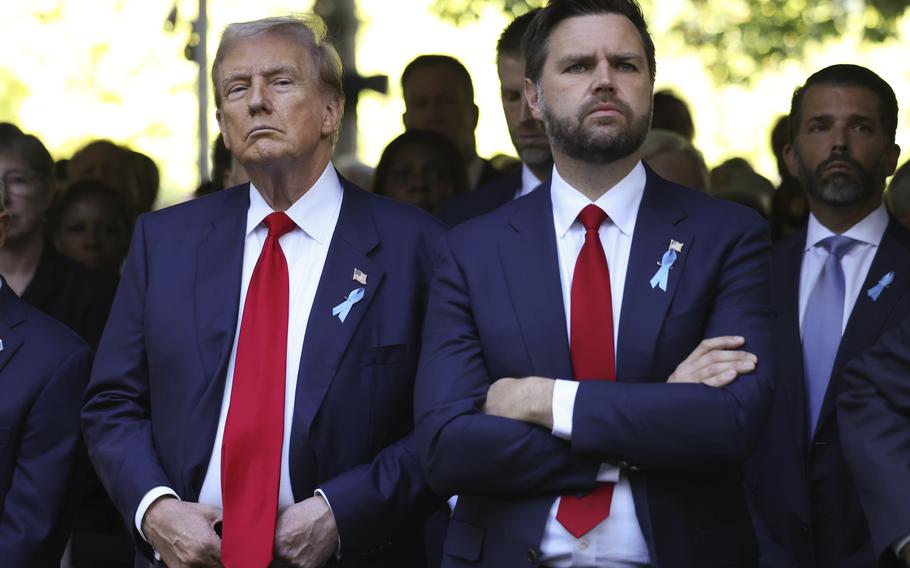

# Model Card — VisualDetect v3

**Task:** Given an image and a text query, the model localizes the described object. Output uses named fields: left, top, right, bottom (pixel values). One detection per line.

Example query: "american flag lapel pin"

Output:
left=353, top=268, right=367, bottom=286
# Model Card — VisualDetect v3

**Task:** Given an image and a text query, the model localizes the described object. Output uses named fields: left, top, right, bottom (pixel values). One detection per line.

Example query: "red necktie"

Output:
left=556, top=204, right=616, bottom=538
left=221, top=212, right=296, bottom=567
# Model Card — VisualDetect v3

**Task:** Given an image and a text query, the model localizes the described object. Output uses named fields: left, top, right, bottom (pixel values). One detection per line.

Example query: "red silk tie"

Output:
left=221, top=212, right=296, bottom=567
left=556, top=204, right=616, bottom=538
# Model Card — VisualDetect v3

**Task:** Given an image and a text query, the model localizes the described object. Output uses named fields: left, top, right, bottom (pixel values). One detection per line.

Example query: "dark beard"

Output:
left=541, top=95, right=650, bottom=165
left=797, top=152, right=881, bottom=206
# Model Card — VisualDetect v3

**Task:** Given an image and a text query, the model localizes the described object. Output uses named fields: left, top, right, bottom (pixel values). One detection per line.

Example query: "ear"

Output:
left=402, top=110, right=412, bottom=130
left=783, top=142, right=800, bottom=180
left=524, top=78, right=543, bottom=121
left=883, top=143, right=901, bottom=177
left=471, top=103, right=479, bottom=129
left=321, top=94, right=342, bottom=138
left=215, top=109, right=230, bottom=151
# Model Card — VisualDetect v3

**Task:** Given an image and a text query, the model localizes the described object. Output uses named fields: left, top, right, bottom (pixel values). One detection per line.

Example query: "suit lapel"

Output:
left=290, top=183, right=383, bottom=485
left=497, top=182, right=573, bottom=379
left=817, top=219, right=910, bottom=428
left=194, top=187, right=248, bottom=383
left=617, top=172, right=691, bottom=383
left=0, top=284, right=25, bottom=374
left=772, top=230, right=810, bottom=446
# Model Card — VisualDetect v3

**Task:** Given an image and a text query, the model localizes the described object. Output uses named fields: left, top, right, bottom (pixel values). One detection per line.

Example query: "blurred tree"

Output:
left=432, top=0, right=910, bottom=83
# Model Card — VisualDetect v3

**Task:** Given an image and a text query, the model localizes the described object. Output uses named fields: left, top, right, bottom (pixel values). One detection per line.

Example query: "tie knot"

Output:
left=578, top=205, right=607, bottom=232
left=263, top=212, right=296, bottom=239
left=818, top=235, right=858, bottom=259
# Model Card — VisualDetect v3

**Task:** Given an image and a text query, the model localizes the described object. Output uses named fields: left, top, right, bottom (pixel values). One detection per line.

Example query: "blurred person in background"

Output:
left=640, top=128, right=709, bottom=191
left=0, top=164, right=93, bottom=568
left=69, top=140, right=142, bottom=220
left=770, top=114, right=810, bottom=240
left=438, top=9, right=553, bottom=226
left=402, top=54, right=503, bottom=190
left=373, top=129, right=467, bottom=214
left=0, top=124, right=115, bottom=348
left=886, top=160, right=910, bottom=229
left=710, top=157, right=774, bottom=218
left=50, top=180, right=132, bottom=275
left=651, top=89, right=695, bottom=141
left=129, top=150, right=159, bottom=214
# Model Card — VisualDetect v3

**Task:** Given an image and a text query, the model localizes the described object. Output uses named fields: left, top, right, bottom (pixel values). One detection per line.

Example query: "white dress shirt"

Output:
left=516, top=163, right=544, bottom=199
left=541, top=163, right=651, bottom=567
left=798, top=204, right=888, bottom=334
left=134, top=163, right=343, bottom=537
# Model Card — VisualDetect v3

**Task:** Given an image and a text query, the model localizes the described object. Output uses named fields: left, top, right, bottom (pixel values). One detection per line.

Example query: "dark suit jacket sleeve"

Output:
left=838, top=316, right=910, bottom=563
left=414, top=234, right=600, bottom=498
left=0, top=346, right=91, bottom=566
left=569, top=214, right=774, bottom=469
left=81, top=216, right=176, bottom=537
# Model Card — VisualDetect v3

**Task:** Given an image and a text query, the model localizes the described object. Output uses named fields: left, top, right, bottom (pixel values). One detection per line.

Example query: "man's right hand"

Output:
left=142, top=497, right=223, bottom=567
left=668, top=336, right=757, bottom=388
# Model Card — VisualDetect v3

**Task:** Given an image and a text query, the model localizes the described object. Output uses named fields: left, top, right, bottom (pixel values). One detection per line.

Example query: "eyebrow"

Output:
left=553, top=51, right=645, bottom=67
left=221, top=65, right=301, bottom=88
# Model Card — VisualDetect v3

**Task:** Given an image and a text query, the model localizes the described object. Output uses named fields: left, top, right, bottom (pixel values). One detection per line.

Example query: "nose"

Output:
left=831, top=124, right=849, bottom=153
left=248, top=79, right=272, bottom=114
left=591, top=60, right=614, bottom=94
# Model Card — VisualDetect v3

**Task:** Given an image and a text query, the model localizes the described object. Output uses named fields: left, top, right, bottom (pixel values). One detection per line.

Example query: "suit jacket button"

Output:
left=800, top=523, right=810, bottom=533
left=618, top=460, right=630, bottom=468
left=527, top=548, right=540, bottom=564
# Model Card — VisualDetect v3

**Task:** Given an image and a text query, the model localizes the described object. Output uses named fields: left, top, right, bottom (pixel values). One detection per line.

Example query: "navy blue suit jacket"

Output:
left=839, top=315, right=910, bottom=566
left=415, top=169, right=774, bottom=568
left=746, top=218, right=910, bottom=568
left=0, top=281, right=91, bottom=567
left=82, top=179, right=444, bottom=566
left=438, top=172, right=521, bottom=226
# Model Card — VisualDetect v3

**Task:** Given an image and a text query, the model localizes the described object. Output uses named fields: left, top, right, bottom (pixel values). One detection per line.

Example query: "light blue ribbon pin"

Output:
left=332, top=287, right=365, bottom=322
left=867, top=271, right=895, bottom=301
left=650, top=240, right=682, bottom=292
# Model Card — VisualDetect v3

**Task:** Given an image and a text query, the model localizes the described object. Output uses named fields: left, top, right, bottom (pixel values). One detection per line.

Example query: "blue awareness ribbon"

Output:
left=867, top=271, right=895, bottom=301
left=332, top=287, right=365, bottom=322
left=649, top=248, right=678, bottom=292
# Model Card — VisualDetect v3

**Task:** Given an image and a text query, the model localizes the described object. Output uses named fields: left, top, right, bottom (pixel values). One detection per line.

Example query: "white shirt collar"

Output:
left=551, top=161, right=647, bottom=238
left=804, top=202, right=889, bottom=251
left=518, top=163, right=544, bottom=198
left=246, top=162, right=343, bottom=244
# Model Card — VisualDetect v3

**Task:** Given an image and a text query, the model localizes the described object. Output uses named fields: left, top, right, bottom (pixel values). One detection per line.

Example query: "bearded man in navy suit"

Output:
left=745, top=65, right=910, bottom=568
left=414, top=1, right=774, bottom=566
left=82, top=15, right=442, bottom=568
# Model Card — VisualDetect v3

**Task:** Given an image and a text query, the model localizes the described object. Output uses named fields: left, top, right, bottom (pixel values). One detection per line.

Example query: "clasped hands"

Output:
left=483, top=335, right=757, bottom=426
left=142, top=494, right=337, bottom=568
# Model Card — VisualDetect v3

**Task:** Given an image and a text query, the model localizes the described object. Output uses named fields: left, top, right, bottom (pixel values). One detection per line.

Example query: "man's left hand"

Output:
left=273, top=495, right=338, bottom=568
left=483, top=376, right=555, bottom=429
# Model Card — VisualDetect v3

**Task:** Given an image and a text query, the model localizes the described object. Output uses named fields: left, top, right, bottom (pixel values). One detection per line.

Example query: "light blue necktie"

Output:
left=802, top=235, right=858, bottom=440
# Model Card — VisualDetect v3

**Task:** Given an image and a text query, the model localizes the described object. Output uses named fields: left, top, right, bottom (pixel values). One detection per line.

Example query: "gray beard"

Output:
left=797, top=153, right=881, bottom=207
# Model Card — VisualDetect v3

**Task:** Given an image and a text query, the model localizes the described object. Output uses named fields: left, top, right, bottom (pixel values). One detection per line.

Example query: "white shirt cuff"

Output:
left=893, top=533, right=910, bottom=558
left=551, top=379, right=579, bottom=440
left=314, top=489, right=342, bottom=559
left=135, top=486, right=179, bottom=560
left=596, top=463, right=621, bottom=482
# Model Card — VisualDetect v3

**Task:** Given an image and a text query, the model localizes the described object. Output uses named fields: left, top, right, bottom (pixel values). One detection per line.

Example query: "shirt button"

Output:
left=579, top=540, right=589, bottom=551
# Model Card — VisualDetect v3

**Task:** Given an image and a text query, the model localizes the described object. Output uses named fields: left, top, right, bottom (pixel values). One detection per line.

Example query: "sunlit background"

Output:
left=2, top=0, right=909, bottom=205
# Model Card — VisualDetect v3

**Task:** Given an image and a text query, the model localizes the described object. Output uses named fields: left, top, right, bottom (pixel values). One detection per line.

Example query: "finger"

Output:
left=685, top=336, right=746, bottom=362
left=682, top=349, right=756, bottom=377
left=702, top=369, right=738, bottom=388
left=698, top=359, right=755, bottom=381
